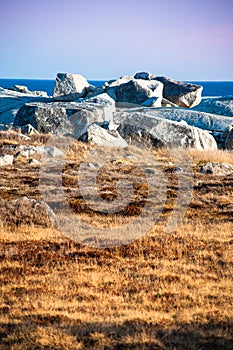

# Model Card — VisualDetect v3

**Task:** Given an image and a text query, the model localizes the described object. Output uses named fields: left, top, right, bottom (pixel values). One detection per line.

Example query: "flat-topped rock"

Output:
left=87, top=123, right=128, bottom=147
left=128, top=107, right=233, bottom=132
left=53, top=73, right=91, bottom=101
left=114, top=111, right=217, bottom=150
left=13, top=94, right=115, bottom=139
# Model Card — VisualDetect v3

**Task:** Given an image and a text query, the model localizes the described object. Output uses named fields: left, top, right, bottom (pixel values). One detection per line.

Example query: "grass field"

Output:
left=0, top=131, right=232, bottom=349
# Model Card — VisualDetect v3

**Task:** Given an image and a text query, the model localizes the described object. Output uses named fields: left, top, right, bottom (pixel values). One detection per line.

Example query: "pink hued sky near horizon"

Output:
left=1, top=0, right=233, bottom=80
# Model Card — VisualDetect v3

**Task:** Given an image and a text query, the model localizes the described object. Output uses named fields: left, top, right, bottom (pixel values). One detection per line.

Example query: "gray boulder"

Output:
left=87, top=123, right=128, bottom=147
left=107, top=77, right=163, bottom=106
left=14, top=94, right=116, bottom=139
left=114, top=112, right=217, bottom=150
left=134, top=71, right=156, bottom=80
left=155, top=76, right=203, bottom=108
left=132, top=107, right=233, bottom=132
left=53, top=73, right=90, bottom=101
left=200, top=162, right=233, bottom=176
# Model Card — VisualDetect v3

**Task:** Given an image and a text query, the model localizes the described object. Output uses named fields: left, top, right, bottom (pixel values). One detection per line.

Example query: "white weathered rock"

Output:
left=87, top=123, right=128, bottom=147
left=20, top=124, right=39, bottom=135
left=28, top=158, right=40, bottom=165
left=200, top=162, right=233, bottom=176
left=0, top=154, right=14, bottom=166
left=129, top=107, right=233, bottom=132
left=192, top=97, right=233, bottom=117
left=53, top=73, right=90, bottom=101
left=114, top=112, right=217, bottom=150
left=12, top=85, right=31, bottom=94
left=15, top=145, right=64, bottom=158
left=0, top=87, right=50, bottom=125
left=155, top=76, right=203, bottom=108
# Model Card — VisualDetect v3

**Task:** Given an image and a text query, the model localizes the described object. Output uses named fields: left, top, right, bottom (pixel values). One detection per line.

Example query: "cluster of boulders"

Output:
left=0, top=71, right=233, bottom=151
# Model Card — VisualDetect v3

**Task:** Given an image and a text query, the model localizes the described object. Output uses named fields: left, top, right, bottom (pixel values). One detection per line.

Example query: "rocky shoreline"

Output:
left=0, top=71, right=232, bottom=151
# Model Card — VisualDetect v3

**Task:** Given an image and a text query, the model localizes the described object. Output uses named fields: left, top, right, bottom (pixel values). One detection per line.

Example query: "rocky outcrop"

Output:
left=53, top=73, right=91, bottom=101
left=87, top=123, right=128, bottom=147
left=154, top=77, right=203, bottom=108
left=130, top=107, right=233, bottom=132
left=192, top=97, right=233, bottom=117
left=114, top=112, right=217, bottom=150
left=200, top=162, right=233, bottom=176
left=106, top=76, right=163, bottom=106
left=14, top=93, right=116, bottom=139
left=0, top=87, right=50, bottom=125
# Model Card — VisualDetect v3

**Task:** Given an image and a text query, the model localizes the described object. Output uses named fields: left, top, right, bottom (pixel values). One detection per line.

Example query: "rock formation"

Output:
left=53, top=73, right=91, bottom=101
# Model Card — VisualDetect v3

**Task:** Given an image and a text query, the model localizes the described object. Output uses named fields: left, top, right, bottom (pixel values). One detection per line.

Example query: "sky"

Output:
left=0, top=0, right=233, bottom=80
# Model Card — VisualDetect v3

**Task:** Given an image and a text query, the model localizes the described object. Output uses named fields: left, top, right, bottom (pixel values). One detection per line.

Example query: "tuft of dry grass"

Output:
left=0, top=132, right=233, bottom=349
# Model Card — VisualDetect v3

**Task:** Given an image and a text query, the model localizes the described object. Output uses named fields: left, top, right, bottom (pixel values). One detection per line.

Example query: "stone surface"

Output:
left=225, top=128, right=233, bottom=150
left=107, top=78, right=163, bottom=106
left=0, top=197, right=55, bottom=227
left=14, top=94, right=116, bottom=139
left=127, top=107, right=233, bottom=132
left=155, top=76, right=203, bottom=108
left=134, top=72, right=156, bottom=80
left=0, top=87, right=50, bottom=125
left=192, top=97, right=233, bottom=117
left=114, top=112, right=217, bottom=150
left=12, top=85, right=31, bottom=94
left=20, top=124, right=39, bottom=135
left=200, top=162, right=233, bottom=176
left=15, top=145, right=64, bottom=158
left=53, top=73, right=90, bottom=101
left=87, top=123, right=128, bottom=147
left=0, top=154, right=14, bottom=166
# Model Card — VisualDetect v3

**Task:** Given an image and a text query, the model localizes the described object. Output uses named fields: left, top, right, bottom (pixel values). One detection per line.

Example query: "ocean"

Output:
left=0, top=79, right=233, bottom=98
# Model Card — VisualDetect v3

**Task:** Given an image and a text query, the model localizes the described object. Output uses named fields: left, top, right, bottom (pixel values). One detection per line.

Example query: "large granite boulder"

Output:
left=13, top=93, right=116, bottom=139
left=114, top=112, right=217, bottom=150
left=154, top=77, right=203, bottom=108
left=106, top=77, right=163, bottom=106
left=53, top=73, right=91, bottom=101
left=130, top=107, right=233, bottom=132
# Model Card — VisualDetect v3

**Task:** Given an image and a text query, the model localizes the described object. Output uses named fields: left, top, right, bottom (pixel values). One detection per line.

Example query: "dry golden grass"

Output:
left=0, top=133, right=233, bottom=349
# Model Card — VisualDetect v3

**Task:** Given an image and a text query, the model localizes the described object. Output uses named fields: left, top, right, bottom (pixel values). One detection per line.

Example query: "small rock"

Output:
left=0, top=154, right=14, bottom=166
left=200, top=162, right=233, bottom=176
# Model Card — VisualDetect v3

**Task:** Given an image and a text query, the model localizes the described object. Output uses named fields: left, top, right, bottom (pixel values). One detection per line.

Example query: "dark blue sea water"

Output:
left=0, top=78, right=233, bottom=98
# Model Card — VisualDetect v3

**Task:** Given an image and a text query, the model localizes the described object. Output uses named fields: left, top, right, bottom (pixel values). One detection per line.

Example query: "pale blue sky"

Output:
left=1, top=0, right=233, bottom=80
